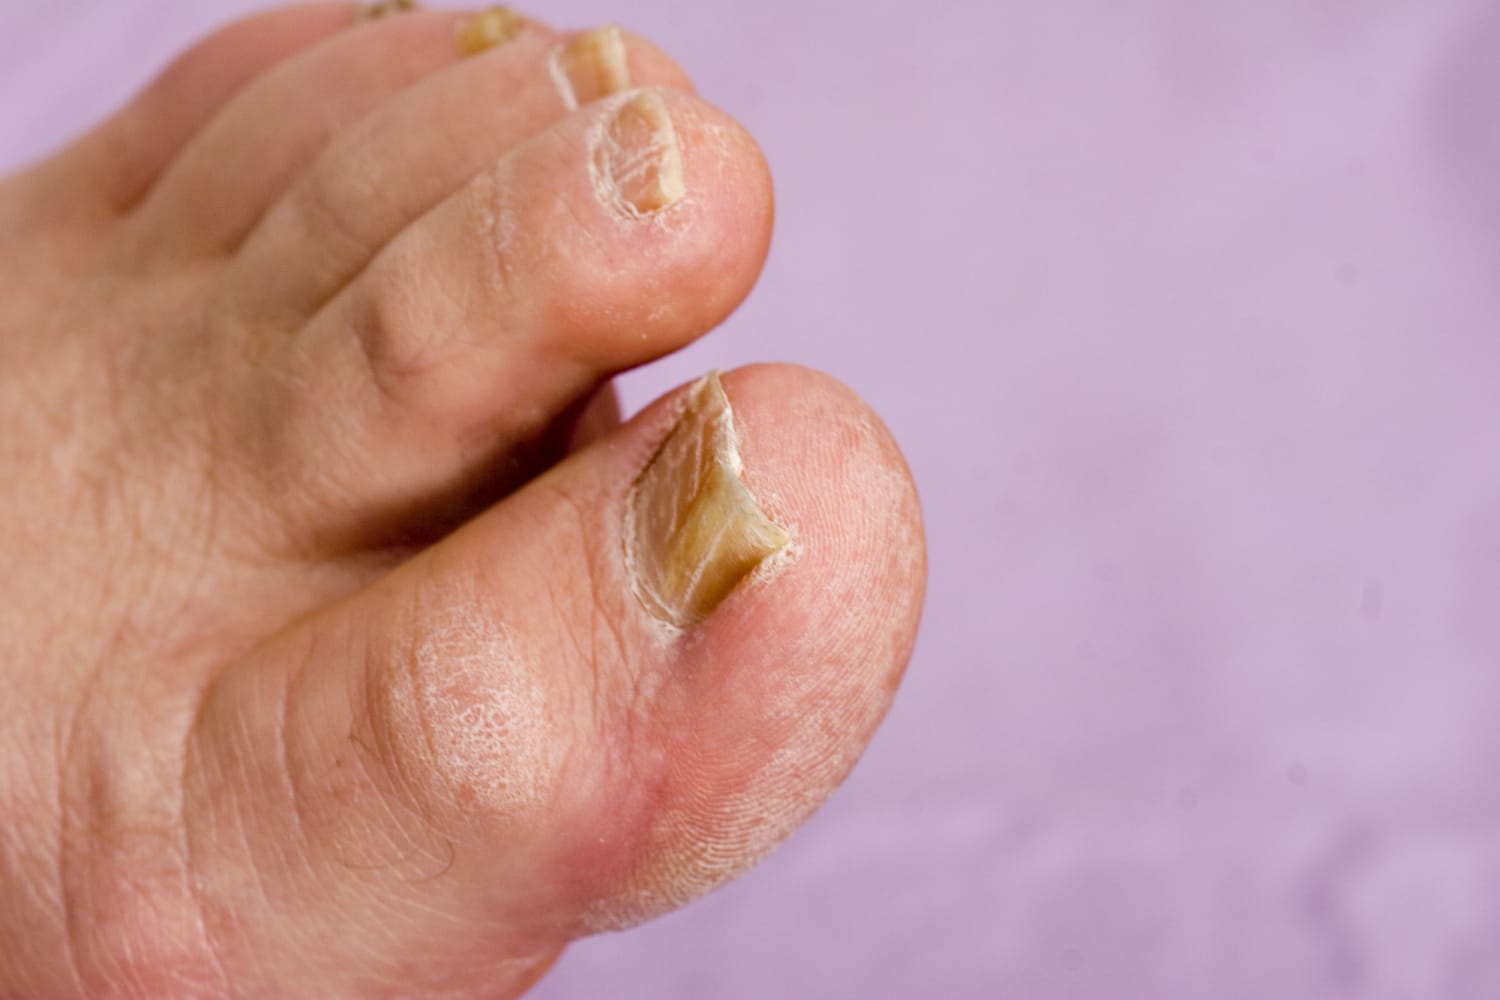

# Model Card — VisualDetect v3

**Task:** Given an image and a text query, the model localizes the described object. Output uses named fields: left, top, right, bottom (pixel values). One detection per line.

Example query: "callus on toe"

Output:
left=626, top=373, right=791, bottom=629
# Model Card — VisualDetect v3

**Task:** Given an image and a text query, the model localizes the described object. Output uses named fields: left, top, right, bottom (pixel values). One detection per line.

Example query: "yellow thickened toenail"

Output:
left=593, top=88, right=685, bottom=217
left=550, top=25, right=631, bottom=109
left=455, top=7, right=523, bottom=55
left=626, top=373, right=791, bottom=629
left=357, top=0, right=418, bottom=23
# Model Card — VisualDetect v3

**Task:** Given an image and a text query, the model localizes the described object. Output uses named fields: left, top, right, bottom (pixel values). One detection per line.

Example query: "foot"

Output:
left=0, top=4, right=923, bottom=996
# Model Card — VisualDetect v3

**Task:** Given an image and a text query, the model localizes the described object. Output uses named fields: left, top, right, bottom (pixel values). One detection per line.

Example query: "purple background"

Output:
left=5, top=1, right=1500, bottom=996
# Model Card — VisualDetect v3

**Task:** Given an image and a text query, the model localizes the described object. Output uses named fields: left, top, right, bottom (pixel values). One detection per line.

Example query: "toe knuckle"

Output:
left=352, top=252, right=456, bottom=403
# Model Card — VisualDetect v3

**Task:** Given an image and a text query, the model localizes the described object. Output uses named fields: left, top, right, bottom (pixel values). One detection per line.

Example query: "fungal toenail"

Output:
left=593, top=88, right=685, bottom=217
left=626, top=373, right=790, bottom=629
left=550, top=25, right=631, bottom=110
left=455, top=7, right=523, bottom=55
left=357, top=0, right=418, bottom=23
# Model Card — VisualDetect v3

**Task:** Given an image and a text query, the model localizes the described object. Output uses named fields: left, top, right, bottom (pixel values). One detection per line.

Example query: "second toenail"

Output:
left=625, top=373, right=791, bottom=629
left=455, top=7, right=523, bottom=55
left=593, top=88, right=685, bottom=217
left=357, top=0, right=418, bottom=23
left=550, top=26, right=632, bottom=110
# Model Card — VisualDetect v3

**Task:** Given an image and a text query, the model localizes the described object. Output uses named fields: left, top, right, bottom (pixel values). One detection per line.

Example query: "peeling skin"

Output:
left=625, top=373, right=790, bottom=628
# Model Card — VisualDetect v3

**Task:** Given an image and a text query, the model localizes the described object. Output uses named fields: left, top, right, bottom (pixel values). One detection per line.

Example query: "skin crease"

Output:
left=0, top=5, right=925, bottom=997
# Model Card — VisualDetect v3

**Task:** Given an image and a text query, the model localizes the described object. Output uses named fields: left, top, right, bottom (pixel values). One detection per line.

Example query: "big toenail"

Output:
left=454, top=7, right=523, bottom=55
left=625, top=373, right=791, bottom=629
left=357, top=0, right=419, bottom=23
left=592, top=88, right=685, bottom=217
left=549, top=26, right=631, bottom=110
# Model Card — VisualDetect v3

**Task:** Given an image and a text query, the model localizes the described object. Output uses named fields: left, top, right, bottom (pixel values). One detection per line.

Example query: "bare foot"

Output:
left=0, top=4, right=924, bottom=996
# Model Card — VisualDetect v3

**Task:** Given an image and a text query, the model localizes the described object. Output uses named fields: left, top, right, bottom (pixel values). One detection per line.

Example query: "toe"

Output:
left=256, top=87, right=773, bottom=549
left=33, top=3, right=360, bottom=222
left=182, top=365, right=924, bottom=993
left=123, top=6, right=490, bottom=261
left=228, top=23, right=696, bottom=323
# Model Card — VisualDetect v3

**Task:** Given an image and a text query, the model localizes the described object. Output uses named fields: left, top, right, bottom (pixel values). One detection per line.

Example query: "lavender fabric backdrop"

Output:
left=5, top=1, right=1500, bottom=996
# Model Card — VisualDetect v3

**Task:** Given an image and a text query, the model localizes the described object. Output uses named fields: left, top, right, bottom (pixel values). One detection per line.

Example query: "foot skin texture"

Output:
left=0, top=4, right=925, bottom=997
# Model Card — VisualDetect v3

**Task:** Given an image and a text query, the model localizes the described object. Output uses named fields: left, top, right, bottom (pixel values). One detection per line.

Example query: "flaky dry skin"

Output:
left=626, top=374, right=791, bottom=628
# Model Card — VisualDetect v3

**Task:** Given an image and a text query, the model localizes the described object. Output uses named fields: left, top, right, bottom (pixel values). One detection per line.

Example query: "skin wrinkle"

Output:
left=349, top=647, right=459, bottom=881
left=57, top=637, right=122, bottom=993
left=53, top=684, right=89, bottom=997
left=547, top=480, right=634, bottom=715
left=277, top=635, right=316, bottom=885
left=479, top=168, right=524, bottom=308
left=253, top=626, right=450, bottom=977
left=268, top=159, right=383, bottom=316
left=177, top=696, right=233, bottom=996
left=65, top=663, right=197, bottom=993
left=184, top=711, right=242, bottom=988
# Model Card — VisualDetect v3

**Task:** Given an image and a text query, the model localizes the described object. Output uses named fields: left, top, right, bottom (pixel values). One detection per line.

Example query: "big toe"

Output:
left=184, top=365, right=925, bottom=994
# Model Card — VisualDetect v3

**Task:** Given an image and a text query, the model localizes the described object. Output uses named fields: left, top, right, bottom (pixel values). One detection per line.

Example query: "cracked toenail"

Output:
left=455, top=7, right=523, bottom=55
left=357, top=0, right=418, bottom=22
left=550, top=25, right=631, bottom=110
left=626, top=373, right=791, bottom=629
left=593, top=88, right=685, bottom=217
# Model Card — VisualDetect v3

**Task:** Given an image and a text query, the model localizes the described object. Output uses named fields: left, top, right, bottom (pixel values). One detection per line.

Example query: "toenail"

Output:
left=549, top=25, right=632, bottom=110
left=625, top=373, right=791, bottom=629
left=592, top=88, right=685, bottom=218
left=357, top=0, right=419, bottom=22
left=454, top=6, right=524, bottom=55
